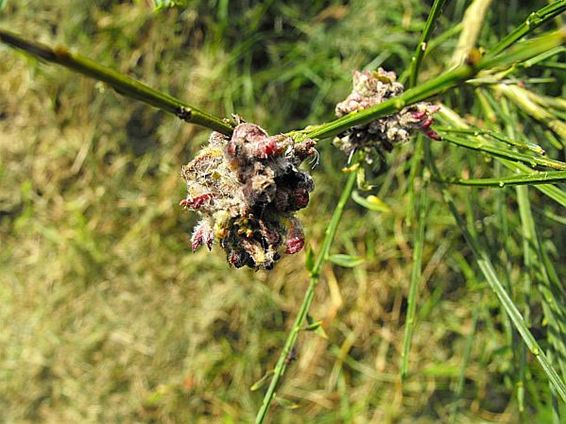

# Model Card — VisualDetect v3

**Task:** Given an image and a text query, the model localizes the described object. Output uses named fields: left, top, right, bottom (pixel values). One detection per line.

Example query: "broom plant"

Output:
left=1, top=0, right=565, bottom=421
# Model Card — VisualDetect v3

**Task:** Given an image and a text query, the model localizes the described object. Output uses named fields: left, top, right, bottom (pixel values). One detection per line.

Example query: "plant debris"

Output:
left=181, top=122, right=316, bottom=270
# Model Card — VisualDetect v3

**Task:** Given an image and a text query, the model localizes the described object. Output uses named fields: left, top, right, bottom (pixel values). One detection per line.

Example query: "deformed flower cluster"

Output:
left=334, top=69, right=440, bottom=159
left=180, top=123, right=316, bottom=270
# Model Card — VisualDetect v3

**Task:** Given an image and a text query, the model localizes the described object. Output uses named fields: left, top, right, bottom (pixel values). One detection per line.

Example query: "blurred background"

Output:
left=0, top=1, right=564, bottom=422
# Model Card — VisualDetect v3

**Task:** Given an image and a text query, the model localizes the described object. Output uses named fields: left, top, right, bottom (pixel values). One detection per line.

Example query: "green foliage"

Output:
left=0, top=0, right=565, bottom=423
left=153, top=0, right=189, bottom=11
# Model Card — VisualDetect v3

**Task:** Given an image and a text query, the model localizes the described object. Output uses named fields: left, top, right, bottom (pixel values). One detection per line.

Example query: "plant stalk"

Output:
left=0, top=29, right=234, bottom=135
left=408, top=0, right=449, bottom=88
left=255, top=170, right=357, bottom=424
left=438, top=171, right=566, bottom=187
left=303, top=30, right=564, bottom=141
left=490, top=0, right=566, bottom=55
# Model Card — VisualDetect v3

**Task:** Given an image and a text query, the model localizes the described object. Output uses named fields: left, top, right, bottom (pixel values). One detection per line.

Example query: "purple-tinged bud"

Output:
left=333, top=68, right=440, bottom=159
left=285, top=219, right=305, bottom=254
left=254, top=138, right=280, bottom=158
left=420, top=117, right=433, bottom=129
left=411, top=110, right=427, bottom=120
left=228, top=250, right=249, bottom=268
left=286, top=237, right=304, bottom=254
left=423, top=128, right=441, bottom=141
left=180, top=193, right=214, bottom=210
left=191, top=219, right=214, bottom=251
left=291, top=188, right=310, bottom=210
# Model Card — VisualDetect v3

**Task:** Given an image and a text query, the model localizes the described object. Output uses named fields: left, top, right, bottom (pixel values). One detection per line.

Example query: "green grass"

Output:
left=1, top=1, right=565, bottom=422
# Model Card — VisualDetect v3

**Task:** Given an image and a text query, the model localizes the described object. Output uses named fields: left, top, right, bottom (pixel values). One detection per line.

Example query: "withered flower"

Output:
left=334, top=69, right=440, bottom=160
left=180, top=122, right=316, bottom=270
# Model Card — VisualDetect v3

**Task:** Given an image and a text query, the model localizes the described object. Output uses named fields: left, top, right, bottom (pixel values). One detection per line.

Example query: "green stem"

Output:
left=437, top=105, right=566, bottom=207
left=490, top=0, right=566, bottom=55
left=435, top=127, right=545, bottom=155
left=408, top=0, right=449, bottom=88
left=0, top=29, right=234, bottom=135
left=438, top=133, right=566, bottom=170
left=401, top=0, right=447, bottom=376
left=444, top=189, right=566, bottom=402
left=304, top=30, right=564, bottom=140
left=400, top=143, right=428, bottom=379
left=424, top=143, right=566, bottom=403
left=255, top=170, right=357, bottom=424
left=450, top=298, right=480, bottom=423
left=438, top=170, right=566, bottom=187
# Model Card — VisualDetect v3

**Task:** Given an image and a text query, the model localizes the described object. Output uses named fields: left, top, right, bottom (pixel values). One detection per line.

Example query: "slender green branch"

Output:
left=437, top=105, right=566, bottom=207
left=303, top=31, right=564, bottom=140
left=492, top=84, right=566, bottom=140
left=402, top=0, right=449, bottom=369
left=255, top=170, right=357, bottom=424
left=450, top=296, right=480, bottom=423
left=444, top=189, right=566, bottom=403
left=408, top=0, right=448, bottom=88
left=402, top=0, right=446, bottom=376
left=450, top=0, right=493, bottom=67
left=490, top=0, right=566, bottom=55
left=435, top=127, right=545, bottom=155
left=400, top=142, right=428, bottom=379
left=438, top=133, right=566, bottom=170
left=439, top=170, right=566, bottom=187
left=0, top=29, right=234, bottom=135
left=424, top=143, right=566, bottom=403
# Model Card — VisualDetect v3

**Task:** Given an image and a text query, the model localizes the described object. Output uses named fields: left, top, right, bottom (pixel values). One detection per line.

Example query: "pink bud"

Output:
left=419, top=117, right=433, bottom=129
left=292, top=188, right=310, bottom=209
left=191, top=220, right=214, bottom=251
left=285, top=236, right=304, bottom=254
left=423, top=128, right=441, bottom=141
left=411, top=110, right=426, bottom=120
left=226, top=142, right=238, bottom=157
left=181, top=193, right=214, bottom=210
left=228, top=250, right=248, bottom=268
left=285, top=219, right=305, bottom=254
left=255, top=138, right=279, bottom=158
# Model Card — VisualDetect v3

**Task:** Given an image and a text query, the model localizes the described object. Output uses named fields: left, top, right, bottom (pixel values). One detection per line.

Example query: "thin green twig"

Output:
left=450, top=296, right=480, bottom=423
left=438, top=133, right=566, bottom=170
left=444, top=189, right=566, bottom=402
left=400, top=148, right=429, bottom=379
left=435, top=127, right=545, bottom=155
left=438, top=170, right=566, bottom=187
left=490, top=0, right=566, bottom=55
left=0, top=29, right=234, bottom=135
left=255, top=170, right=357, bottom=424
left=403, top=0, right=451, bottom=379
left=425, top=143, right=566, bottom=403
left=303, top=30, right=564, bottom=140
left=408, top=0, right=448, bottom=88
left=437, top=105, right=566, bottom=207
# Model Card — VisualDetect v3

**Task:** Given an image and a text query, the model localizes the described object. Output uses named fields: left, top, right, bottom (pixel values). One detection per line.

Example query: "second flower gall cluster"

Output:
left=334, top=69, right=440, bottom=160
